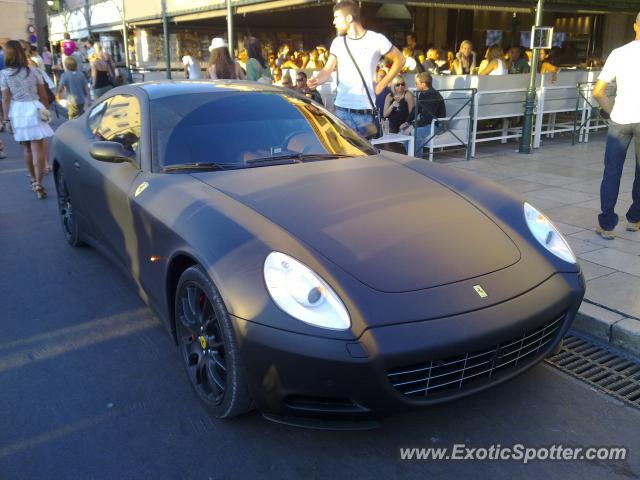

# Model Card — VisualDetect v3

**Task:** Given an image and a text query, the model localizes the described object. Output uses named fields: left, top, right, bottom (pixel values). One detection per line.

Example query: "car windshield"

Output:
left=151, top=90, right=377, bottom=169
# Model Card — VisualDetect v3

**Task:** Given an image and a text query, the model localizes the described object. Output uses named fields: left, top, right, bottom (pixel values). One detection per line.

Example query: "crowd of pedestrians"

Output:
left=0, top=0, right=614, bottom=207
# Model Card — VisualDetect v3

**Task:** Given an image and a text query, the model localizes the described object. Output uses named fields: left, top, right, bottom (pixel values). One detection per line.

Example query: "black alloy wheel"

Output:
left=55, top=168, right=84, bottom=247
left=175, top=265, right=253, bottom=418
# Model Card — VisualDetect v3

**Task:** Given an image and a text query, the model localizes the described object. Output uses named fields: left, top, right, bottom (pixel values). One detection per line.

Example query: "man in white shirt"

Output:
left=307, top=0, right=404, bottom=134
left=593, top=12, right=640, bottom=239
left=182, top=50, right=202, bottom=80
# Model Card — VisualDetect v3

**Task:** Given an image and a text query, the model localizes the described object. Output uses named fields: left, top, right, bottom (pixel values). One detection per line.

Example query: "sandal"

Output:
left=0, top=150, right=6, bottom=159
left=34, top=183, right=47, bottom=199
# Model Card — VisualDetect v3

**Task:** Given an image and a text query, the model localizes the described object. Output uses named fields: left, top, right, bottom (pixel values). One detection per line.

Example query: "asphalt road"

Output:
left=1, top=137, right=639, bottom=480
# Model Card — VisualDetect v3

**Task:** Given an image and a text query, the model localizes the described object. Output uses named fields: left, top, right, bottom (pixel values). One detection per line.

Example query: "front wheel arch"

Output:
left=166, top=253, right=199, bottom=343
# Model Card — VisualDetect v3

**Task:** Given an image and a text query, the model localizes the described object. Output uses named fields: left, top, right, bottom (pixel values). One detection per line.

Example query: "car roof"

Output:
left=132, top=80, right=287, bottom=100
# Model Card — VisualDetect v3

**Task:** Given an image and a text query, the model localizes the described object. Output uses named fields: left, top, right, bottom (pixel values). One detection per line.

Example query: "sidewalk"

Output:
left=439, top=134, right=640, bottom=357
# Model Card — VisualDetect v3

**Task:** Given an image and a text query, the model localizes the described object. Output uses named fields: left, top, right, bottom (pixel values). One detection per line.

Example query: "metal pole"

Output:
left=49, top=38, right=57, bottom=87
left=85, top=0, right=92, bottom=37
left=161, top=0, right=171, bottom=79
left=227, top=0, right=234, bottom=58
left=121, top=0, right=132, bottom=83
left=454, top=9, right=460, bottom=51
left=518, top=0, right=544, bottom=154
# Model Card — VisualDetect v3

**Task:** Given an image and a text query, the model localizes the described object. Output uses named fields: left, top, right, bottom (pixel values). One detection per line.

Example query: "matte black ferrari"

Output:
left=51, top=81, right=585, bottom=426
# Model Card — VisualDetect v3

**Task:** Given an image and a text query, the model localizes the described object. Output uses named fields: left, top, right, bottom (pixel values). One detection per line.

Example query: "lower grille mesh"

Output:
left=388, top=315, right=564, bottom=400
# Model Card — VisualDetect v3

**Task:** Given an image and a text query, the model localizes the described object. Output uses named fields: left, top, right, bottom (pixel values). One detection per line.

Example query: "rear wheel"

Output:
left=175, top=265, right=253, bottom=418
left=55, top=167, right=84, bottom=247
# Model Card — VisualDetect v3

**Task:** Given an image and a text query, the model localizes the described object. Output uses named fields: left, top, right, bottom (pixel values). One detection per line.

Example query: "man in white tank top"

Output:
left=593, top=11, right=640, bottom=239
left=307, top=0, right=405, bottom=134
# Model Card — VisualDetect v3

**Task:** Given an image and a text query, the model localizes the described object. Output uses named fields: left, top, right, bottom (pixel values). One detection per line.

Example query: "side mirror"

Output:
left=89, top=141, right=132, bottom=163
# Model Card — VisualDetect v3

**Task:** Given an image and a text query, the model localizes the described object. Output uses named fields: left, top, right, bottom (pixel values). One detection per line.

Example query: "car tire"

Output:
left=174, top=265, right=253, bottom=418
left=55, top=167, right=85, bottom=247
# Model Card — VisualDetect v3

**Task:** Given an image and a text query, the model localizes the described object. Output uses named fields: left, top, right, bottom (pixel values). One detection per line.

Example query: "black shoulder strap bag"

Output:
left=343, top=35, right=382, bottom=139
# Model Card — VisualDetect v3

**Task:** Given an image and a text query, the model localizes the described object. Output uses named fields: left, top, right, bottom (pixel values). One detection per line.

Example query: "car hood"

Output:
left=194, top=156, right=520, bottom=292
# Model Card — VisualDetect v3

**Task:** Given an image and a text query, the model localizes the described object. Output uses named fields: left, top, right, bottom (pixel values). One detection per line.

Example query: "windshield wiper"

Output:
left=245, top=153, right=357, bottom=165
left=297, top=153, right=358, bottom=161
left=162, top=162, right=240, bottom=172
left=243, top=156, right=301, bottom=166
left=164, top=154, right=360, bottom=172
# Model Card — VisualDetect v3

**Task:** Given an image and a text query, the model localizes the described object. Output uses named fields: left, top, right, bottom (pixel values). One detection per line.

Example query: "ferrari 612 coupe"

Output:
left=51, top=81, right=585, bottom=427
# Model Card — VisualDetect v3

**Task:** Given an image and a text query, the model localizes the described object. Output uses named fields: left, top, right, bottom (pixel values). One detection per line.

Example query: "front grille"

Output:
left=388, top=315, right=564, bottom=400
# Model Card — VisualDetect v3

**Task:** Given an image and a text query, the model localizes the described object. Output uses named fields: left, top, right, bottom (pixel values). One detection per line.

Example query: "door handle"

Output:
left=74, top=161, right=80, bottom=169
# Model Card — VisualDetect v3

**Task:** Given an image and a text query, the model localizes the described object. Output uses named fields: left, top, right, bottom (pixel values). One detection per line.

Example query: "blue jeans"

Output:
left=414, top=123, right=445, bottom=157
left=334, top=108, right=374, bottom=136
left=414, top=126, right=431, bottom=157
left=599, top=121, right=640, bottom=230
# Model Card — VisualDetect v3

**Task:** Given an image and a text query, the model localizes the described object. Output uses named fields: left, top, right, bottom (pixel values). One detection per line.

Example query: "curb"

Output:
left=572, top=302, right=640, bottom=357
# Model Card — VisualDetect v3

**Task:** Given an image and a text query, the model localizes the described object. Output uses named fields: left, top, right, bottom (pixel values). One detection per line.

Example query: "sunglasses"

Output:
left=296, top=78, right=305, bottom=82
left=395, top=82, right=406, bottom=87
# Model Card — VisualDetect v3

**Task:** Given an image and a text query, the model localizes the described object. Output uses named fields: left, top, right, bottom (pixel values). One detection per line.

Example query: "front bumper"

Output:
left=232, top=272, right=584, bottom=419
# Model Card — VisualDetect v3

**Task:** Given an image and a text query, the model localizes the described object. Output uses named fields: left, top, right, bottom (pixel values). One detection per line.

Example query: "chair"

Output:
left=412, top=88, right=475, bottom=161
left=534, top=71, right=589, bottom=148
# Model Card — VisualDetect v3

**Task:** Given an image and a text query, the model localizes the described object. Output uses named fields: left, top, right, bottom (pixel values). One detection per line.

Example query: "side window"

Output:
left=92, top=94, right=141, bottom=155
left=88, top=99, right=109, bottom=134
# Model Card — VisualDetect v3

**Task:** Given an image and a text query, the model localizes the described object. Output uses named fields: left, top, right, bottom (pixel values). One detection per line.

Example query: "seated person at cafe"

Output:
left=478, top=45, right=508, bottom=75
left=539, top=48, right=560, bottom=74
left=507, top=45, right=530, bottom=74
left=409, top=71, right=446, bottom=156
left=452, top=40, right=477, bottom=75
left=306, top=48, right=324, bottom=70
left=272, top=66, right=283, bottom=86
left=422, top=48, right=444, bottom=74
left=383, top=75, right=415, bottom=133
left=276, top=43, right=290, bottom=67
left=295, top=71, right=323, bottom=105
left=402, top=47, right=421, bottom=73
left=281, top=73, right=294, bottom=90
left=404, top=32, right=425, bottom=69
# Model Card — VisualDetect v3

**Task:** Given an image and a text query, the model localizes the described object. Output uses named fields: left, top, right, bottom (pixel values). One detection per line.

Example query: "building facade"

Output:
left=47, top=0, right=639, bottom=71
left=0, top=0, right=39, bottom=46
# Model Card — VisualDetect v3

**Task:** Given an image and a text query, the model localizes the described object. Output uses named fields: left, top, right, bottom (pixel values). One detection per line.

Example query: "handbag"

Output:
left=342, top=36, right=382, bottom=139
left=38, top=108, right=52, bottom=123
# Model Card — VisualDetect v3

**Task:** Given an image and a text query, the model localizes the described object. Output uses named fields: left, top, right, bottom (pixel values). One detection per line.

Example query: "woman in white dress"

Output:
left=0, top=40, right=54, bottom=199
left=478, top=45, right=508, bottom=76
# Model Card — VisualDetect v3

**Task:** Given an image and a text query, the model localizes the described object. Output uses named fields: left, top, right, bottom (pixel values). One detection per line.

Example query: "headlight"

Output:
left=263, top=252, right=351, bottom=330
left=524, top=202, right=576, bottom=264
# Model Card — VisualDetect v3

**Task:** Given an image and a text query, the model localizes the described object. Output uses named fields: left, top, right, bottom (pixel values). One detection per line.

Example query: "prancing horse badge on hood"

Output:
left=473, top=285, right=488, bottom=298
